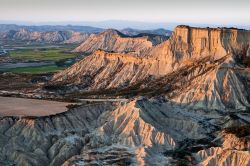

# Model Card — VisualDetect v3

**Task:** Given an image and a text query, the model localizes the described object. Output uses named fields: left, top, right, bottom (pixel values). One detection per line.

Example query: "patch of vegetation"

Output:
left=164, top=149, right=193, bottom=166
left=0, top=72, right=51, bottom=91
left=8, top=64, right=63, bottom=74
left=10, top=47, right=76, bottom=61
left=224, top=125, right=250, bottom=137
left=66, top=104, right=82, bottom=109
left=163, top=138, right=218, bottom=166
left=0, top=46, right=80, bottom=74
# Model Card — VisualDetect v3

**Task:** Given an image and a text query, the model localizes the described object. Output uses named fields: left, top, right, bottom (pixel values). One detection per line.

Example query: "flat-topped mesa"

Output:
left=162, top=25, right=250, bottom=61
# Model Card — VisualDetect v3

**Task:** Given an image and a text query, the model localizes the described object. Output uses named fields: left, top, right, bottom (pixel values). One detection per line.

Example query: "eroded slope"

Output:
left=0, top=98, right=249, bottom=165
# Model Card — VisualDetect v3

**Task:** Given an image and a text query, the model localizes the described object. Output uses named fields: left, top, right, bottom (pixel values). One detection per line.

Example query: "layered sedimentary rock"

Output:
left=73, top=29, right=168, bottom=54
left=150, top=25, right=250, bottom=65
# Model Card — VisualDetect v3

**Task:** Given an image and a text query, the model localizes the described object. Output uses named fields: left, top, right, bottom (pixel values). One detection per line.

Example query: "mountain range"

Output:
left=1, top=20, right=249, bottom=30
left=0, top=24, right=103, bottom=33
left=0, top=28, right=91, bottom=44
left=0, top=24, right=171, bottom=45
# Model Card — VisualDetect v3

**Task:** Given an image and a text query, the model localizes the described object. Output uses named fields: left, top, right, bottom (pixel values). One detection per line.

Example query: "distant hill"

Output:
left=120, top=28, right=171, bottom=36
left=0, top=24, right=104, bottom=33
left=73, top=29, right=169, bottom=54
left=0, top=29, right=91, bottom=44
left=0, top=27, right=170, bottom=46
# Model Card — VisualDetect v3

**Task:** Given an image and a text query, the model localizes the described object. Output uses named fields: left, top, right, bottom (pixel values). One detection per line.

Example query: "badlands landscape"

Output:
left=0, top=24, right=249, bottom=166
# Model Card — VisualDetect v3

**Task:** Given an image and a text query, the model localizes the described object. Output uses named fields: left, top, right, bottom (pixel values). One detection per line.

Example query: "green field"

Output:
left=10, top=47, right=76, bottom=61
left=1, top=46, right=79, bottom=74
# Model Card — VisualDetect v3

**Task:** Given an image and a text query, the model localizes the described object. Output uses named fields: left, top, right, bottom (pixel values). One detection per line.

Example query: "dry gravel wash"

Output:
left=0, top=97, right=72, bottom=117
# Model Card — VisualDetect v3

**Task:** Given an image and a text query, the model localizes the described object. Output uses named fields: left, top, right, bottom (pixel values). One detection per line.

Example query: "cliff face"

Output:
left=149, top=25, right=250, bottom=70
left=73, top=29, right=168, bottom=54
left=171, top=25, right=250, bottom=66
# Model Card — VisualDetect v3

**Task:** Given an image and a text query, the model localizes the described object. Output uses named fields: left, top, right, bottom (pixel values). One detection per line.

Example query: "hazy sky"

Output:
left=0, top=0, right=249, bottom=25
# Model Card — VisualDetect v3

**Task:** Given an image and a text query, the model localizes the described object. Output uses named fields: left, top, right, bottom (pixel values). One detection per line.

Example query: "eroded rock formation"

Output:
left=0, top=98, right=249, bottom=165
left=51, top=26, right=250, bottom=111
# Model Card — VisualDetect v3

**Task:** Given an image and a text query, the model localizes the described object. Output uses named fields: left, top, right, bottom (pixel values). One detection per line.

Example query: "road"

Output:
left=79, top=98, right=129, bottom=102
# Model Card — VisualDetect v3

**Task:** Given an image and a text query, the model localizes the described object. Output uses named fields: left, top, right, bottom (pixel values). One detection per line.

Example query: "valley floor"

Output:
left=0, top=96, right=72, bottom=117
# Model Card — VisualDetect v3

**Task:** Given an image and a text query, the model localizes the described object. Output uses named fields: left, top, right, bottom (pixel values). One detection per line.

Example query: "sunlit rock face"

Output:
left=149, top=25, right=250, bottom=72
left=154, top=25, right=250, bottom=56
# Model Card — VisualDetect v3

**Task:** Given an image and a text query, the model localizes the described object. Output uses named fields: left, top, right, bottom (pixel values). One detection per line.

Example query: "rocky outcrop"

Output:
left=73, top=29, right=168, bottom=54
left=0, top=29, right=90, bottom=44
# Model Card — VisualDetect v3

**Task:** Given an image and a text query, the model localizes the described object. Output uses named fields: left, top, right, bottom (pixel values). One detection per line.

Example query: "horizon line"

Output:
left=0, top=20, right=249, bottom=30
